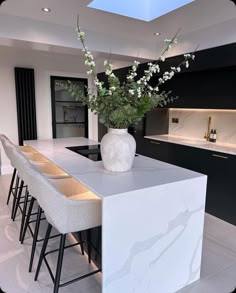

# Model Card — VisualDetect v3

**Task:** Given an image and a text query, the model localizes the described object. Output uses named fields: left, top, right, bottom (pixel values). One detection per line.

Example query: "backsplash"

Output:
left=169, top=109, right=236, bottom=145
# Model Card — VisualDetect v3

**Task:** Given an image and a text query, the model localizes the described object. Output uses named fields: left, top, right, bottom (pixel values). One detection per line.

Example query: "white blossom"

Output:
left=78, top=31, right=85, bottom=39
left=105, top=69, right=112, bottom=75
left=110, top=86, right=116, bottom=91
left=129, top=89, right=135, bottom=95
left=137, top=87, right=142, bottom=98
left=159, top=56, right=165, bottom=62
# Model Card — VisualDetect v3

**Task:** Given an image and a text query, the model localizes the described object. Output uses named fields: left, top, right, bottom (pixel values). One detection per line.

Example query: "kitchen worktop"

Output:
left=25, top=137, right=204, bottom=198
left=145, top=134, right=236, bottom=155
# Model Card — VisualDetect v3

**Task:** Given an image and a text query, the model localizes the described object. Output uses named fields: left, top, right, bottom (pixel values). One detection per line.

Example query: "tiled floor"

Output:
left=0, top=174, right=236, bottom=293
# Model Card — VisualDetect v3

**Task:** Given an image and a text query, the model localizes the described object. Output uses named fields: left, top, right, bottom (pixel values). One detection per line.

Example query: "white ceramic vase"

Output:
left=101, top=128, right=136, bottom=172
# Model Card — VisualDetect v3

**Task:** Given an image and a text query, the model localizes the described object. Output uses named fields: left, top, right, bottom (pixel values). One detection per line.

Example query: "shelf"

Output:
left=56, top=122, right=87, bottom=124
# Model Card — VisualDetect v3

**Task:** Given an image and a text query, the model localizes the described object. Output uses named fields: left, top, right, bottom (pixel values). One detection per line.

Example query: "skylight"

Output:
left=88, top=0, right=194, bottom=22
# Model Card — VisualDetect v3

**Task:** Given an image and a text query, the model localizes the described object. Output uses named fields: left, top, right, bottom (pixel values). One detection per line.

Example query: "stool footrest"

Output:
left=43, top=246, right=101, bottom=287
left=44, top=240, right=86, bottom=257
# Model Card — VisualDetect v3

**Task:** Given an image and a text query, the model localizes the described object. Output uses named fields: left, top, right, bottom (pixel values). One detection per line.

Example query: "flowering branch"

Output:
left=61, top=14, right=196, bottom=129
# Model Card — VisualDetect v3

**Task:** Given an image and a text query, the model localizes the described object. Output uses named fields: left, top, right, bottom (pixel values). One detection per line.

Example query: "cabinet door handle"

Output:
left=150, top=141, right=161, bottom=145
left=212, top=154, right=228, bottom=159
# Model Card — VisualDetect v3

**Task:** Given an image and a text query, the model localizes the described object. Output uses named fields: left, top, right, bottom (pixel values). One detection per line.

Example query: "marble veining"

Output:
left=169, top=109, right=236, bottom=145
left=105, top=206, right=204, bottom=289
left=102, top=176, right=207, bottom=293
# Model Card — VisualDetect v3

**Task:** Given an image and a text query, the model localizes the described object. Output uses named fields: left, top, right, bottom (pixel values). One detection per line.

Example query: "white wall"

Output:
left=0, top=46, right=132, bottom=174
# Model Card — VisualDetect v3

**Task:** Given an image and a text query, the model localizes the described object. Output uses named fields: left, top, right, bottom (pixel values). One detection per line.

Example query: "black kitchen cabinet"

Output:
left=142, top=139, right=169, bottom=162
left=143, top=138, right=236, bottom=225
left=206, top=151, right=236, bottom=225
left=159, top=66, right=236, bottom=109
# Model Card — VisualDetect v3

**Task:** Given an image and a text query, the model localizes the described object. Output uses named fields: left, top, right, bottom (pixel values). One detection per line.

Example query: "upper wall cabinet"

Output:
left=97, top=43, right=236, bottom=113
left=159, top=66, right=236, bottom=109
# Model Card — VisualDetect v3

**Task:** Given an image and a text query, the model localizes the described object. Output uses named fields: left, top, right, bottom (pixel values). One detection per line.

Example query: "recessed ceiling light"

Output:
left=154, top=32, right=161, bottom=36
left=42, top=7, right=51, bottom=13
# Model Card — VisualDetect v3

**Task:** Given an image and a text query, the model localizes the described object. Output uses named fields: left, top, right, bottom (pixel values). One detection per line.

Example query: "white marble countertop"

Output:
left=145, top=134, right=236, bottom=155
left=25, top=137, right=204, bottom=198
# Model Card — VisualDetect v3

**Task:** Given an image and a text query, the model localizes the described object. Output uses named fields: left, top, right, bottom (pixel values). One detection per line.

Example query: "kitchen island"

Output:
left=25, top=137, right=207, bottom=293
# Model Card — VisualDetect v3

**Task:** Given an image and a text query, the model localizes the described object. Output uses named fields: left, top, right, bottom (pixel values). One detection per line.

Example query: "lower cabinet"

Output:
left=206, top=152, right=236, bottom=225
left=142, top=138, right=236, bottom=225
left=141, top=139, right=169, bottom=163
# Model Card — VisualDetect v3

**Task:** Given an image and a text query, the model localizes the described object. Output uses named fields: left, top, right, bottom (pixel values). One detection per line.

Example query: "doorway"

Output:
left=50, top=76, right=88, bottom=139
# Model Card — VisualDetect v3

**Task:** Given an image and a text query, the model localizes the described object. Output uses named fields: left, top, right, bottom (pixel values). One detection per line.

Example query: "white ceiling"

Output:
left=0, top=0, right=235, bottom=59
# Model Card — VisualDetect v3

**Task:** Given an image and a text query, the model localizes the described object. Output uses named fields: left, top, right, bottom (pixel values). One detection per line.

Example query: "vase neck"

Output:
left=108, top=128, right=128, bottom=134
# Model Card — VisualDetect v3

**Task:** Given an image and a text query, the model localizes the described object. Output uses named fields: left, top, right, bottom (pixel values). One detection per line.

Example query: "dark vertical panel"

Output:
left=14, top=67, right=37, bottom=145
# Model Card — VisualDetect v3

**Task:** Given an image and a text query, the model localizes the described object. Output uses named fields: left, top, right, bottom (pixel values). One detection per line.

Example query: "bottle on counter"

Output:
left=209, top=129, right=214, bottom=142
left=213, top=129, right=217, bottom=143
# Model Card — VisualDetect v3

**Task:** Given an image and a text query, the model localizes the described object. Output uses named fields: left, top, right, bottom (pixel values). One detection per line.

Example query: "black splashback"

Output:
left=14, top=67, right=37, bottom=145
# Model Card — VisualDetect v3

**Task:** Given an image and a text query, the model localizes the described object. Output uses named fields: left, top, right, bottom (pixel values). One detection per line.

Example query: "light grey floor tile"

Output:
left=0, top=222, right=24, bottom=253
left=178, top=262, right=236, bottom=293
left=0, top=204, right=12, bottom=227
left=30, top=281, right=101, bottom=293
left=200, top=234, right=236, bottom=278
left=0, top=245, right=41, bottom=293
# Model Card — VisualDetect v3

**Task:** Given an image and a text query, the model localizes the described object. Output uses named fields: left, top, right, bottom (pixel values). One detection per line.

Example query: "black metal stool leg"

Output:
left=11, top=175, right=19, bottom=219
left=87, top=229, right=91, bottom=264
left=54, top=234, right=66, bottom=293
left=12, top=179, right=24, bottom=221
left=29, top=205, right=42, bottom=272
left=7, top=168, right=16, bottom=205
left=34, top=223, right=52, bottom=281
left=19, top=189, right=29, bottom=241
left=21, top=197, right=35, bottom=244
left=78, top=231, right=84, bottom=255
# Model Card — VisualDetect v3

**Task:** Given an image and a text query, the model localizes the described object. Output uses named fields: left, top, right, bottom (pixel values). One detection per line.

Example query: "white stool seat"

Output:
left=25, top=164, right=101, bottom=234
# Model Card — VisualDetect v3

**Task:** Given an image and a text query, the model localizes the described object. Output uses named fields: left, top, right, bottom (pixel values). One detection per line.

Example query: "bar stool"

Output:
left=0, top=134, right=20, bottom=205
left=24, top=163, right=101, bottom=293
left=9, top=145, right=74, bottom=272
left=0, top=134, right=39, bottom=206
